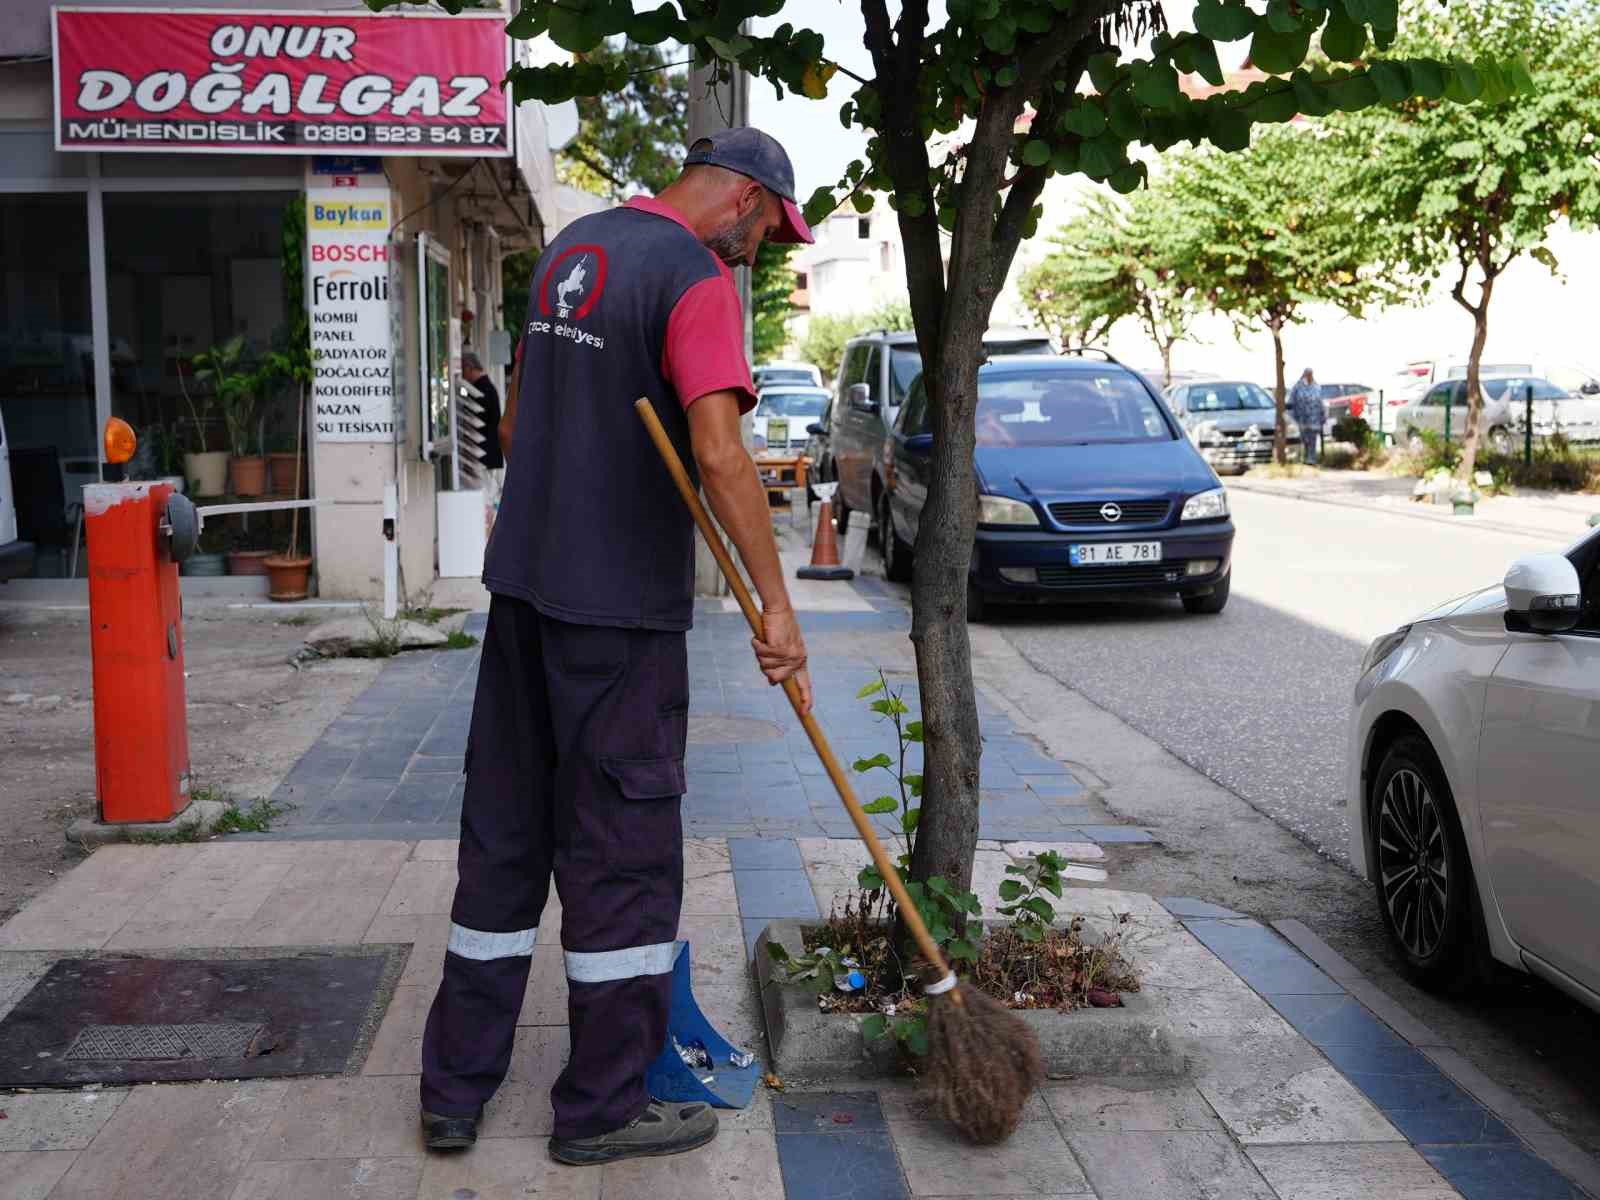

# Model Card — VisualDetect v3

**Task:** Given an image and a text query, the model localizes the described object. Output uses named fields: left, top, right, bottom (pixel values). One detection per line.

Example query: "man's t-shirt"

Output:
left=482, top=196, right=754, bottom=631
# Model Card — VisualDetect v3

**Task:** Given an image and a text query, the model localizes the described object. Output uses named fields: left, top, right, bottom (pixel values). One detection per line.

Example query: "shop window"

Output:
left=0, top=195, right=95, bottom=578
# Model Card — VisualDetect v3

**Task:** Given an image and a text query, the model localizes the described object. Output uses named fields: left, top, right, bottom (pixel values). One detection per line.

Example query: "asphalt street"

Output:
left=990, top=488, right=1575, bottom=863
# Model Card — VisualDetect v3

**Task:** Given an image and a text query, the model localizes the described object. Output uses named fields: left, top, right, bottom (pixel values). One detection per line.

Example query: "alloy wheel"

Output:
left=1376, top=767, right=1450, bottom=959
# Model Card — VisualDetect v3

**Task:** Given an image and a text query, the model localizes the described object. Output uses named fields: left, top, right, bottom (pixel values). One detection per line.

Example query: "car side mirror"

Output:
left=903, top=433, right=933, bottom=454
left=806, top=422, right=824, bottom=436
left=848, top=383, right=877, bottom=413
left=1583, top=381, right=1599, bottom=395
left=1504, top=553, right=1582, bottom=634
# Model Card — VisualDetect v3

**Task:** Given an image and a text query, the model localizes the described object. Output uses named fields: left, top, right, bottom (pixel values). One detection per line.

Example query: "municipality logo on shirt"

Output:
left=538, top=245, right=608, bottom=319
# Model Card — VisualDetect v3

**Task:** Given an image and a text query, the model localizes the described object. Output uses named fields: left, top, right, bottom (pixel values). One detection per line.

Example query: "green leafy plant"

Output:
left=1415, top=429, right=1462, bottom=474
left=193, top=336, right=289, bottom=460
left=997, top=851, right=1067, bottom=942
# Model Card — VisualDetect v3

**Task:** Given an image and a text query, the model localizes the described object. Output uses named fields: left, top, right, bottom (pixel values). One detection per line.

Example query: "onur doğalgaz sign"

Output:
left=51, top=7, right=511, bottom=155
left=308, top=189, right=394, bottom=443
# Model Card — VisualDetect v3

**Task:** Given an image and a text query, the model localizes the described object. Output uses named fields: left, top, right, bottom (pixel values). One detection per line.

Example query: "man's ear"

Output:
left=740, top=180, right=765, bottom=216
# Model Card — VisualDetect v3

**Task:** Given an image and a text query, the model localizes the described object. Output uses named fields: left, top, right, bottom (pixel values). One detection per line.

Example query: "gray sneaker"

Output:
left=548, top=1099, right=718, bottom=1166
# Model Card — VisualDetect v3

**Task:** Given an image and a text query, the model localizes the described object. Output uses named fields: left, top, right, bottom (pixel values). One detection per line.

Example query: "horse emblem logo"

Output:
left=555, top=255, right=589, bottom=317
left=537, top=244, right=609, bottom=321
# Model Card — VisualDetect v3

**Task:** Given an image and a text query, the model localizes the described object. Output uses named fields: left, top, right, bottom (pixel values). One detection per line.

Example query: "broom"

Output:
left=635, top=398, right=1043, bottom=1145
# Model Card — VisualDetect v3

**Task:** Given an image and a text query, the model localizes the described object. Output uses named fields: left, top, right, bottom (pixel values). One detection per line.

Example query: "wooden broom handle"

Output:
left=634, top=398, right=955, bottom=988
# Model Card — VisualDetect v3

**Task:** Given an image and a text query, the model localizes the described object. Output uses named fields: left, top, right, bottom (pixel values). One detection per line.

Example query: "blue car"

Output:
left=877, top=355, right=1235, bottom=619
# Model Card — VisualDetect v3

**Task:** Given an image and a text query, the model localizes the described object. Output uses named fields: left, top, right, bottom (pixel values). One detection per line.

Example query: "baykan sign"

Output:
left=52, top=7, right=511, bottom=155
left=307, top=187, right=395, bottom=443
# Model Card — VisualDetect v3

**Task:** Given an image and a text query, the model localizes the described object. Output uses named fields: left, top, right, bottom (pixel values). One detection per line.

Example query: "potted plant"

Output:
left=177, top=358, right=227, bottom=497
left=264, top=196, right=316, bottom=602
left=149, top=423, right=186, bottom=494
left=195, top=336, right=271, bottom=496
left=265, top=431, right=303, bottom=499
left=225, top=522, right=274, bottom=576
left=180, top=518, right=229, bottom=578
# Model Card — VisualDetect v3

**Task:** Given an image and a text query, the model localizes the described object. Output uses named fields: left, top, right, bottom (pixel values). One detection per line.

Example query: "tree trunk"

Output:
left=1270, top=320, right=1287, bottom=466
left=1457, top=274, right=1495, bottom=482
left=1159, top=338, right=1174, bottom=389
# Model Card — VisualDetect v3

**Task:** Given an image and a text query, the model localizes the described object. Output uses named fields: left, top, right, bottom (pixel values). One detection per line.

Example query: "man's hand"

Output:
left=755, top=605, right=812, bottom=714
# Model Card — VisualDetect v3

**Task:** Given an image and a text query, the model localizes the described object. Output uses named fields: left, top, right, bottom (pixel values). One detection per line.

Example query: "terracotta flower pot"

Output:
left=230, top=455, right=268, bottom=496
left=184, top=451, right=228, bottom=498
left=267, top=452, right=304, bottom=498
left=263, top=554, right=313, bottom=602
left=226, top=549, right=274, bottom=576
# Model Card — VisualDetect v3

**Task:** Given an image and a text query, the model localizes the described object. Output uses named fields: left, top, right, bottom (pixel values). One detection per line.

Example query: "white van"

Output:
left=0, top=406, right=31, bottom=581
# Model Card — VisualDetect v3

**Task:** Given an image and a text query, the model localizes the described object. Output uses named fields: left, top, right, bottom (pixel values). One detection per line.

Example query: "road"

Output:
left=995, top=488, right=1573, bottom=863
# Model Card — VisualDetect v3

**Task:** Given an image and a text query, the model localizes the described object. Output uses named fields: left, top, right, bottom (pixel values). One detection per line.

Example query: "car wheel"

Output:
left=1370, top=735, right=1484, bottom=991
left=965, top=577, right=988, bottom=623
left=1181, top=570, right=1230, bottom=615
left=1487, top=426, right=1512, bottom=456
left=880, top=493, right=913, bottom=582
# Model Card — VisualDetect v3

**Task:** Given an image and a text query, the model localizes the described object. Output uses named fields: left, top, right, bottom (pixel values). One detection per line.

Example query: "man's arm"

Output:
left=499, top=352, right=521, bottom=462
left=687, top=390, right=812, bottom=714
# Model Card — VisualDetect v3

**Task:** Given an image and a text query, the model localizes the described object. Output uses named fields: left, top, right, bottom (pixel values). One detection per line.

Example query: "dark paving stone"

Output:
left=734, top=869, right=820, bottom=919
left=775, top=1128, right=907, bottom=1200
left=419, top=733, right=468, bottom=757
left=378, top=779, right=457, bottom=824
left=1420, top=1146, right=1587, bottom=1199
left=1040, top=806, right=1101, bottom=826
left=729, top=837, right=804, bottom=872
left=1159, top=897, right=1245, bottom=919
left=283, top=750, right=355, bottom=787
left=1321, top=1044, right=1480, bottom=1113
left=742, top=918, right=771, bottom=961
left=408, top=754, right=465, bottom=776
left=1268, top=994, right=1409, bottom=1053
left=313, top=779, right=398, bottom=825
left=347, top=747, right=417, bottom=782
left=1020, top=775, right=1085, bottom=798
left=1183, top=918, right=1345, bottom=996
left=774, top=1091, right=890, bottom=1134
left=0, top=949, right=401, bottom=1086
left=1004, top=752, right=1076, bottom=776
left=1077, top=825, right=1157, bottom=843
left=1388, top=1104, right=1521, bottom=1147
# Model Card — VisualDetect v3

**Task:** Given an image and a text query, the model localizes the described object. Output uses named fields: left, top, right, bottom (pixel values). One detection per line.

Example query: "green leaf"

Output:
left=547, top=6, right=606, bottom=53
left=1023, top=896, right=1056, bottom=921
left=995, top=65, right=1019, bottom=88
left=1022, top=139, right=1052, bottom=167
left=861, top=1013, right=889, bottom=1042
left=1106, top=94, right=1144, bottom=142
left=904, top=720, right=924, bottom=742
left=856, top=679, right=886, bottom=699
left=948, top=937, right=979, bottom=962
left=627, top=3, right=678, bottom=45
left=1060, top=103, right=1107, bottom=138
left=704, top=34, right=752, bottom=60
left=1109, top=163, right=1147, bottom=194
left=1264, top=0, right=1302, bottom=34
left=1368, top=60, right=1410, bottom=102
left=981, top=17, right=1017, bottom=55
left=1328, top=73, right=1380, bottom=112
left=1134, top=63, right=1181, bottom=110
left=1193, top=0, right=1257, bottom=42
left=1507, top=57, right=1535, bottom=94
left=1253, top=85, right=1300, bottom=123
left=1189, top=37, right=1225, bottom=87
left=1040, top=876, right=1063, bottom=898
left=862, top=795, right=898, bottom=815
left=1078, top=139, right=1114, bottom=181
left=1087, top=52, right=1119, bottom=94
left=905, top=773, right=924, bottom=798
left=898, top=1017, right=929, bottom=1057
left=1017, top=5, right=1052, bottom=34
left=852, top=753, right=893, bottom=773
left=897, top=191, right=928, bottom=219
left=803, top=186, right=837, bottom=228
left=1409, top=58, right=1446, bottom=100
left=1017, top=921, right=1044, bottom=942
left=858, top=865, right=885, bottom=890
left=900, top=807, right=920, bottom=834
left=765, top=941, right=790, bottom=963
left=1320, top=6, right=1366, bottom=63
left=1249, top=25, right=1312, bottom=75
left=1443, top=61, right=1482, bottom=104
left=998, top=879, right=1026, bottom=901
left=1050, top=143, right=1080, bottom=174
left=1205, top=107, right=1252, bottom=152
left=850, top=190, right=874, bottom=215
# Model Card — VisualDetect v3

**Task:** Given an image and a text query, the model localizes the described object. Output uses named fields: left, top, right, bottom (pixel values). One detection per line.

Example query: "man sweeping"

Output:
left=419, top=128, right=815, bottom=1166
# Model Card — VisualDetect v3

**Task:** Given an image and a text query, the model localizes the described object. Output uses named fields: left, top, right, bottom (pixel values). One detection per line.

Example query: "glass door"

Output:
left=417, top=232, right=453, bottom=486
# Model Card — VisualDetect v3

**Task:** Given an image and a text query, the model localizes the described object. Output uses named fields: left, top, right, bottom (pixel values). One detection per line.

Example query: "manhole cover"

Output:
left=688, top=715, right=784, bottom=744
left=65, top=1022, right=264, bottom=1061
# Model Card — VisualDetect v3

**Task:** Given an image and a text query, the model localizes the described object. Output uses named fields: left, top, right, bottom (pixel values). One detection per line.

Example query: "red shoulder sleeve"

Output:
left=662, top=274, right=756, bottom=413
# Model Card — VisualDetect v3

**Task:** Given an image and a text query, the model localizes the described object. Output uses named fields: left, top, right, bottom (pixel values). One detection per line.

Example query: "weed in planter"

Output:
left=443, top=631, right=479, bottom=651
left=996, top=850, right=1066, bottom=941
left=124, top=789, right=288, bottom=843
left=405, top=605, right=467, bottom=626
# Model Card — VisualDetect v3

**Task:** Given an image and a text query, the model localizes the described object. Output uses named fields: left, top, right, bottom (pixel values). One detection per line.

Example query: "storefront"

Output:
left=0, top=0, right=588, bottom=599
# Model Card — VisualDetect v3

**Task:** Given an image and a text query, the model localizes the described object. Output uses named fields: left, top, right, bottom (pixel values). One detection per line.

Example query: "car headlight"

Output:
left=1181, top=487, right=1229, bottom=521
left=1360, top=625, right=1411, bottom=677
left=978, top=495, right=1039, bottom=526
left=1190, top=420, right=1223, bottom=447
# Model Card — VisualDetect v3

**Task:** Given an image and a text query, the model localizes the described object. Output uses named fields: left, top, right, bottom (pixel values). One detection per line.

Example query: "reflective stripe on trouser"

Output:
left=420, top=594, right=688, bottom=1140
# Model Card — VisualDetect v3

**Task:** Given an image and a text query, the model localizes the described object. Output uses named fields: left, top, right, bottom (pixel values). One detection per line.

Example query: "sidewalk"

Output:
left=1227, top=467, right=1600, bottom=543
left=0, top=541, right=1593, bottom=1200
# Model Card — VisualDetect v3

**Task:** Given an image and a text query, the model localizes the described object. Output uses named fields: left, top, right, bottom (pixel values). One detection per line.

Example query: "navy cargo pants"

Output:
left=420, top=593, right=687, bottom=1140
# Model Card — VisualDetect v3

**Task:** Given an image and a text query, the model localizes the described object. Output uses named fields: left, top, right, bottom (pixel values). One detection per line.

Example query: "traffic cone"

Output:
left=798, top=482, right=854, bottom=581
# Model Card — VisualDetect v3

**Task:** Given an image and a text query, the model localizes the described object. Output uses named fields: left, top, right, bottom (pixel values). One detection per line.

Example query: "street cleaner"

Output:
left=419, top=128, right=815, bottom=1166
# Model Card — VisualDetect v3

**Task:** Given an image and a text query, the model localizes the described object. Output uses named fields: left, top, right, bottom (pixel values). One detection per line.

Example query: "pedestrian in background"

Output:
left=1290, top=367, right=1325, bottom=465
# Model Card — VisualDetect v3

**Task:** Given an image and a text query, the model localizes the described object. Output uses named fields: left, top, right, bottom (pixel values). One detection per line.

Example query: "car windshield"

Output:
left=757, top=392, right=827, bottom=418
left=976, top=369, right=1172, bottom=446
left=891, top=339, right=1053, bottom=407
left=756, top=368, right=814, bottom=386
left=1186, top=382, right=1275, bottom=412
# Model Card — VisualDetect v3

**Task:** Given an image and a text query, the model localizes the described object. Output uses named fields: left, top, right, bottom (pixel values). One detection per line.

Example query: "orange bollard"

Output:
left=84, top=482, right=191, bottom=823
left=797, top=496, right=854, bottom=581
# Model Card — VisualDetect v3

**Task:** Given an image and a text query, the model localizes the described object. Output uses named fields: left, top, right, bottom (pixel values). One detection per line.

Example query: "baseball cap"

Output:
left=685, top=127, right=814, bottom=244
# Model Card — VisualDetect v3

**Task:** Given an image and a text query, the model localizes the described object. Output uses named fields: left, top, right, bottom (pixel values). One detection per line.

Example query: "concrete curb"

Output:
left=66, top=799, right=229, bottom=848
left=754, top=918, right=1185, bottom=1084
left=1227, top=477, right=1589, bottom=542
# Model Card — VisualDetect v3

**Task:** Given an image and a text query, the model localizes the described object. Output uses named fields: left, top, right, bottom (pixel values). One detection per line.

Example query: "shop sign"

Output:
left=52, top=7, right=511, bottom=156
left=308, top=188, right=395, bottom=443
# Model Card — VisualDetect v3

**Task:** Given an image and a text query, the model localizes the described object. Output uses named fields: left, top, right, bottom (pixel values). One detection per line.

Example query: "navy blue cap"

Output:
left=685, top=127, right=814, bottom=244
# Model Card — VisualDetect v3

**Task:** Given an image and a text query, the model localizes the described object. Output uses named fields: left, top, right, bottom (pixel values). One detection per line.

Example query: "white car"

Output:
left=752, top=360, right=824, bottom=390
left=1349, top=535, right=1600, bottom=1010
left=752, top=386, right=830, bottom=455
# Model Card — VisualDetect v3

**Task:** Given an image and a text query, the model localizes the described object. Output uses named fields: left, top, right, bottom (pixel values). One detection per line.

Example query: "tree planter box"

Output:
left=753, top=919, right=1185, bottom=1083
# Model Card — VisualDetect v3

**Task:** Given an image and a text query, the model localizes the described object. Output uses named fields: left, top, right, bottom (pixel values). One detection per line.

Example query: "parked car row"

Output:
left=1165, top=380, right=1302, bottom=473
left=1390, top=374, right=1600, bottom=452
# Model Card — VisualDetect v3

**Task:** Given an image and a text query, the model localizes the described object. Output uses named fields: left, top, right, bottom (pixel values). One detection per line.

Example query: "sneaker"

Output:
left=548, top=1099, right=718, bottom=1166
left=420, top=1107, right=480, bottom=1151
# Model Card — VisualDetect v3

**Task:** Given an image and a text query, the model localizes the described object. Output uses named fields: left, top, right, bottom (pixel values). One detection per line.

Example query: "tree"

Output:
left=1019, top=187, right=1201, bottom=383
left=1335, top=0, right=1600, bottom=480
left=752, top=242, right=797, bottom=360
left=375, top=0, right=1518, bottom=919
left=561, top=40, right=689, bottom=198
left=799, top=300, right=915, bottom=382
left=1166, top=128, right=1415, bottom=462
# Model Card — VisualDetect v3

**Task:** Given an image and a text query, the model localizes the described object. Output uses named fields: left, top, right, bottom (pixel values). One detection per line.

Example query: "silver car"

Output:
left=1391, top=374, right=1598, bottom=454
left=1349, top=532, right=1600, bottom=1007
left=1166, top=380, right=1302, bottom=473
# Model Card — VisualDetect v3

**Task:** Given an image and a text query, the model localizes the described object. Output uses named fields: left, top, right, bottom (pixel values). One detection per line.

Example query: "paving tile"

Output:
left=683, top=865, right=740, bottom=916
left=418, top=731, right=469, bottom=756
left=743, top=917, right=769, bottom=960
left=675, top=916, right=749, bottom=988
left=0, top=845, right=204, bottom=951
left=1182, top=918, right=1345, bottom=996
left=47, top=1081, right=288, bottom=1200
left=1420, top=1145, right=1587, bottom=1199
left=1159, top=897, right=1244, bottom=919
left=1268, top=993, right=1412, bottom=1054
left=412, top=839, right=459, bottom=861
left=1387, top=1104, right=1520, bottom=1147
left=773, top=1090, right=889, bottom=1134
left=378, top=859, right=457, bottom=917
left=312, top=779, right=399, bottom=825
left=734, top=869, right=821, bottom=919
left=234, top=843, right=409, bottom=946
left=1320, top=1044, right=1481, bottom=1114
left=1068, top=1130, right=1277, bottom=1200
left=227, top=1157, right=422, bottom=1200
left=729, top=837, right=806, bottom=872
left=254, top=1076, right=420, bottom=1160
left=888, top=1117, right=1091, bottom=1195
left=519, top=945, right=568, bottom=1026
left=1002, top=840, right=1105, bottom=862
left=0, top=1151, right=78, bottom=1200
left=776, top=1129, right=907, bottom=1200
left=408, top=753, right=465, bottom=775
left=361, top=984, right=432, bottom=1076
left=0, top=1089, right=128, bottom=1152
left=480, top=1026, right=568, bottom=1138
left=102, top=853, right=295, bottom=949
left=375, top=779, right=454, bottom=824
left=1140, top=982, right=1294, bottom=1040
left=1042, top=1081, right=1222, bottom=1132
left=1018, top=776, right=1085, bottom=798
left=418, top=1136, right=600, bottom=1200
left=601, top=1129, right=783, bottom=1199
left=348, top=745, right=419, bottom=781
left=1075, top=826, right=1157, bottom=844
left=363, top=913, right=450, bottom=988
left=1249, top=1143, right=1461, bottom=1200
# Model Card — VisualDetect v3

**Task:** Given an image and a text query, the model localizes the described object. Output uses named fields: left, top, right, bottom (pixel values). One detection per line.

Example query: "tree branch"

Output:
left=561, top=142, right=629, bottom=193
left=1015, top=0, right=1122, bottom=95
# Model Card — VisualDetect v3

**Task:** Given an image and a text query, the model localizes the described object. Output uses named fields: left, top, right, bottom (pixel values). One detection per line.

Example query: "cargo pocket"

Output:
left=599, top=755, right=686, bottom=875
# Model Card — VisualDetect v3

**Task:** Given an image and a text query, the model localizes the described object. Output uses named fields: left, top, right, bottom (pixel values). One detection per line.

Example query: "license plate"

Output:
left=1070, top=542, right=1162, bottom=566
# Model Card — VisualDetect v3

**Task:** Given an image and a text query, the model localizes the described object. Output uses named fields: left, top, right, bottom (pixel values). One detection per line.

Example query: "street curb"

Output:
left=1226, top=477, right=1587, bottom=542
left=1272, top=918, right=1600, bottom=1200
left=66, top=799, right=229, bottom=848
